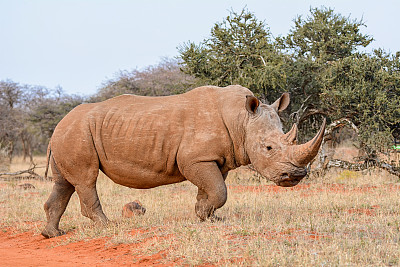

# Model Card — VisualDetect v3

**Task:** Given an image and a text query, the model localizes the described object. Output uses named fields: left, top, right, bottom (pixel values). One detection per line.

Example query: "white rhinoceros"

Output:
left=41, top=85, right=325, bottom=238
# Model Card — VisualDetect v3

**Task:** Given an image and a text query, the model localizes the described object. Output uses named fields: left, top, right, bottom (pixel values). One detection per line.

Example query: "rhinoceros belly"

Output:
left=100, top=161, right=186, bottom=189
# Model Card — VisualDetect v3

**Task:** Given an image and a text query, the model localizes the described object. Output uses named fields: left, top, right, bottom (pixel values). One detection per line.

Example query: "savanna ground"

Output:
left=0, top=156, right=400, bottom=266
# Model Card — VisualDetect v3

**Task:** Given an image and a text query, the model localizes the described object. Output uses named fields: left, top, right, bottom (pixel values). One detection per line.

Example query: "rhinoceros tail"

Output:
left=44, top=144, right=51, bottom=179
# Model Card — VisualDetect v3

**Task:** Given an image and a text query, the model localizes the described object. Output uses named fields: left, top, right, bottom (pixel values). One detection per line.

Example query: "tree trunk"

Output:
left=7, top=141, right=14, bottom=163
left=21, top=135, right=28, bottom=162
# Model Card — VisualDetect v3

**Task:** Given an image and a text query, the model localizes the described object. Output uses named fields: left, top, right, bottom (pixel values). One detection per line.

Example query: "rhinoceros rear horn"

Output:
left=282, top=123, right=298, bottom=144
left=291, top=118, right=326, bottom=166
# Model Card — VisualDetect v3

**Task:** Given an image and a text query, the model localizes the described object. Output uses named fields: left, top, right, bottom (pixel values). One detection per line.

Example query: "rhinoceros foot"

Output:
left=41, top=227, right=66, bottom=239
left=209, top=214, right=225, bottom=222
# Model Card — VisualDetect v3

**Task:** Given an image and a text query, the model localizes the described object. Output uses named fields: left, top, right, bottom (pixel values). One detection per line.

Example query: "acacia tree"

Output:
left=278, top=7, right=399, bottom=151
left=319, top=50, right=400, bottom=151
left=281, top=7, right=373, bottom=61
left=277, top=7, right=374, bottom=135
left=179, top=8, right=286, bottom=103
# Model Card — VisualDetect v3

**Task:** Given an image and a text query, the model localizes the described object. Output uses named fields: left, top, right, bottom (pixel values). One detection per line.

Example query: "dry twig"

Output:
left=0, top=164, right=49, bottom=181
left=325, top=158, right=400, bottom=178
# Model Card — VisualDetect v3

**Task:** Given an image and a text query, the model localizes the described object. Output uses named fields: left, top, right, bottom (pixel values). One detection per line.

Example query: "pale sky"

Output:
left=1, top=0, right=399, bottom=96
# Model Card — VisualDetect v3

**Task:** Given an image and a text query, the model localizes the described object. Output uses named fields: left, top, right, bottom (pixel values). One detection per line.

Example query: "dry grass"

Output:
left=1, top=157, right=400, bottom=265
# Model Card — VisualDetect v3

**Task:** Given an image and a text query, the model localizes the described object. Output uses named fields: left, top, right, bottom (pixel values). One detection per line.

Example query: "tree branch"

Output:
left=0, top=165, right=50, bottom=180
left=324, top=158, right=400, bottom=178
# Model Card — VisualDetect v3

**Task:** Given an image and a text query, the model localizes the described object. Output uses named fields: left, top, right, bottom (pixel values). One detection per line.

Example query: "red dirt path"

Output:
left=0, top=228, right=173, bottom=266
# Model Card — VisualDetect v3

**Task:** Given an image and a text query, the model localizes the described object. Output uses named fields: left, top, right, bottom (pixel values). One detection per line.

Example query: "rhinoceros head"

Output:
left=244, top=93, right=325, bottom=187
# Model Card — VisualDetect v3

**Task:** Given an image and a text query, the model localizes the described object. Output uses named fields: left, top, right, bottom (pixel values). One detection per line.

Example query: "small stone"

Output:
left=18, top=183, right=36, bottom=190
left=122, top=201, right=146, bottom=217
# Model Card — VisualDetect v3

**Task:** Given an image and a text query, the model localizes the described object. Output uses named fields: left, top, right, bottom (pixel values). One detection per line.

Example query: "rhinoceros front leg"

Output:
left=185, top=162, right=227, bottom=221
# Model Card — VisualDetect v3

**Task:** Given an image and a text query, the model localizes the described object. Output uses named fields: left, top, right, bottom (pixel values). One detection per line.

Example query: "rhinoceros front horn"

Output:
left=290, top=118, right=326, bottom=166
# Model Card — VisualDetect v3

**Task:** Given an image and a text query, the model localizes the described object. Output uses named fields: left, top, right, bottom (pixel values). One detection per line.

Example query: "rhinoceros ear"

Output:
left=245, top=95, right=260, bottom=114
left=271, top=93, right=290, bottom=112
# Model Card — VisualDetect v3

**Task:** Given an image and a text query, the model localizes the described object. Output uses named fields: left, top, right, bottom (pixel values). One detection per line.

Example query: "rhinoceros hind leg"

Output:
left=42, top=160, right=75, bottom=238
left=75, top=184, right=109, bottom=225
left=185, top=162, right=227, bottom=221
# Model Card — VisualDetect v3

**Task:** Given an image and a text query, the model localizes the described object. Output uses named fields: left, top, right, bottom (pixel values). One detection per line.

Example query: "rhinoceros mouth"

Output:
left=276, top=176, right=301, bottom=187
left=276, top=171, right=307, bottom=187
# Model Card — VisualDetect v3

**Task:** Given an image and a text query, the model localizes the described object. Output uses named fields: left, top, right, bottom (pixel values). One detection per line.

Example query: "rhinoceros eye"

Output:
left=266, top=146, right=272, bottom=151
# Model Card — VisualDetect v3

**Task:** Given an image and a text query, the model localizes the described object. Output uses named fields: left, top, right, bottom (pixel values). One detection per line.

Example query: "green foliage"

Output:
left=179, top=8, right=286, bottom=102
left=281, top=7, right=398, bottom=150
left=279, top=7, right=373, bottom=61
left=278, top=7, right=374, bottom=128
left=319, top=50, right=400, bottom=150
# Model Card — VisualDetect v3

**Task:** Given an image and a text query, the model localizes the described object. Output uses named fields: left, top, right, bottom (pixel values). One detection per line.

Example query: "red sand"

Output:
left=0, top=228, right=174, bottom=266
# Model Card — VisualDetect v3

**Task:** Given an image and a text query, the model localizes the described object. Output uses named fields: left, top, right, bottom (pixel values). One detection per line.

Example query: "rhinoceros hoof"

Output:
left=198, top=214, right=224, bottom=223
left=41, top=228, right=66, bottom=239
left=210, top=214, right=224, bottom=222
left=122, top=201, right=146, bottom=218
